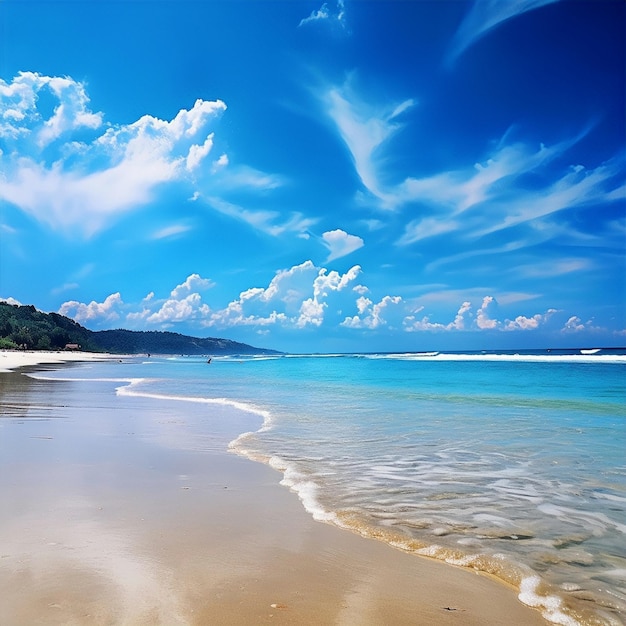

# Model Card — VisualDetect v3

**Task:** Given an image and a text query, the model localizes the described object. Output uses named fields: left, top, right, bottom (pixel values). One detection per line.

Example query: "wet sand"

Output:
left=0, top=359, right=548, bottom=625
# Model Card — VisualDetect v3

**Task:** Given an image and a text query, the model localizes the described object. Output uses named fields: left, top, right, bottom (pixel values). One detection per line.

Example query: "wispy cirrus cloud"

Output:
left=396, top=151, right=624, bottom=247
left=150, top=224, right=192, bottom=240
left=299, top=0, right=346, bottom=30
left=322, top=79, right=416, bottom=207
left=446, top=0, right=561, bottom=65
left=319, top=80, right=624, bottom=253
left=202, top=196, right=318, bottom=237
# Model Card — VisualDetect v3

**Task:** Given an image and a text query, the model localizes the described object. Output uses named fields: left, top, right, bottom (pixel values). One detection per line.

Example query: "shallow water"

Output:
left=25, top=350, right=626, bottom=625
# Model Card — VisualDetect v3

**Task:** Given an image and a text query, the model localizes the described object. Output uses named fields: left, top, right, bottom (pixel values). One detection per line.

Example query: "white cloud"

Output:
left=322, top=228, right=364, bottom=261
left=448, top=301, right=472, bottom=330
left=399, top=294, right=563, bottom=334
left=397, top=217, right=459, bottom=246
left=356, top=295, right=371, bottom=314
left=513, top=258, right=591, bottom=279
left=126, top=275, right=215, bottom=326
left=562, top=315, right=585, bottom=333
left=170, top=273, right=215, bottom=298
left=476, top=295, right=499, bottom=329
left=341, top=294, right=403, bottom=329
left=313, top=265, right=361, bottom=298
left=395, top=139, right=576, bottom=215
left=212, top=153, right=229, bottom=172
left=53, top=269, right=603, bottom=343
left=323, top=80, right=416, bottom=207
left=0, top=73, right=226, bottom=237
left=146, top=293, right=211, bottom=325
left=504, top=310, right=554, bottom=331
left=447, top=0, right=561, bottom=65
left=299, top=0, right=346, bottom=29
left=0, top=72, right=102, bottom=144
left=297, top=297, right=326, bottom=328
left=186, top=132, right=214, bottom=171
left=205, top=262, right=361, bottom=330
left=206, top=196, right=318, bottom=236
left=150, top=224, right=192, bottom=240
left=473, top=158, right=626, bottom=239
left=319, top=81, right=622, bottom=253
left=0, top=297, right=22, bottom=306
left=59, top=293, right=123, bottom=324
left=402, top=313, right=447, bottom=332
left=51, top=282, right=79, bottom=295
left=206, top=261, right=317, bottom=328
left=213, top=165, right=285, bottom=191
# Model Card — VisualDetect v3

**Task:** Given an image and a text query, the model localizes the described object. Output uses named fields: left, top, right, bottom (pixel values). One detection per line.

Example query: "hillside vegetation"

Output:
left=0, top=303, right=100, bottom=351
left=0, top=302, right=279, bottom=355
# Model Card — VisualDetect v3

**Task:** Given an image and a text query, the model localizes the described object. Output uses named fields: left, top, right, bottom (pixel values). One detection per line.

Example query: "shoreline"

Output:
left=0, top=349, right=119, bottom=373
left=0, top=355, right=549, bottom=625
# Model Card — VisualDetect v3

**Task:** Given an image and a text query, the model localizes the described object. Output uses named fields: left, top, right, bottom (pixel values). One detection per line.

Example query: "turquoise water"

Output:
left=29, top=351, right=626, bottom=625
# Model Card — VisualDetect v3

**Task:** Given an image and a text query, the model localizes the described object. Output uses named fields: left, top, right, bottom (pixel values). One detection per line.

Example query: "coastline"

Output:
left=0, top=349, right=117, bottom=373
left=0, top=356, right=549, bottom=625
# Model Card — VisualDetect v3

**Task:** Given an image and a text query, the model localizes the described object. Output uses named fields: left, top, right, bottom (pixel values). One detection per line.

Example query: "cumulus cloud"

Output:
left=402, top=314, right=447, bottom=332
left=297, top=297, right=326, bottom=328
left=476, top=295, right=499, bottom=329
left=446, top=0, right=561, bottom=65
left=59, top=293, right=123, bottom=324
left=322, top=228, right=364, bottom=261
left=55, top=270, right=593, bottom=341
left=562, top=315, right=585, bottom=333
left=448, top=301, right=472, bottom=330
left=504, top=310, right=553, bottom=331
left=0, top=72, right=227, bottom=237
left=400, top=296, right=562, bottom=334
left=146, top=293, right=211, bottom=325
left=341, top=294, right=403, bottom=329
left=0, top=72, right=102, bottom=144
left=205, top=262, right=361, bottom=329
left=186, top=133, right=215, bottom=171
left=128, top=274, right=215, bottom=326
left=170, top=273, right=215, bottom=298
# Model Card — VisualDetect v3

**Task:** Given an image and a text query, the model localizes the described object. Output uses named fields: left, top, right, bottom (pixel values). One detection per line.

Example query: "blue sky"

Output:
left=1, top=0, right=624, bottom=353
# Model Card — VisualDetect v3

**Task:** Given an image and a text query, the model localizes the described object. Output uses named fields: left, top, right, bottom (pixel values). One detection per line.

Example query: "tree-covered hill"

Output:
left=0, top=303, right=101, bottom=351
left=0, top=302, right=280, bottom=355
left=91, top=328, right=279, bottom=355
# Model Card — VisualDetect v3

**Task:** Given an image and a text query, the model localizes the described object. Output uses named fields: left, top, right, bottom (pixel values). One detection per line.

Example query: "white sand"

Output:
left=0, top=350, right=115, bottom=373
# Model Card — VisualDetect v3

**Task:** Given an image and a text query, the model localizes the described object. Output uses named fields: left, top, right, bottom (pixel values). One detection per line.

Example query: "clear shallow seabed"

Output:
left=26, top=350, right=626, bottom=625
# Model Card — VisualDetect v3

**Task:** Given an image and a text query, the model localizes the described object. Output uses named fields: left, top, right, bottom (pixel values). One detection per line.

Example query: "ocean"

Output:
left=24, top=349, right=626, bottom=626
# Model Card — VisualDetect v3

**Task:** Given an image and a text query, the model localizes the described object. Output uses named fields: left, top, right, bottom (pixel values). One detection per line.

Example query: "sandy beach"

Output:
left=0, top=353, right=548, bottom=625
left=0, top=349, right=116, bottom=373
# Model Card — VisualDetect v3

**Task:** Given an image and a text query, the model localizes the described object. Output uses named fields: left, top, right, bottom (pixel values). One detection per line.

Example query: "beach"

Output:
left=0, top=349, right=116, bottom=373
left=0, top=351, right=553, bottom=625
